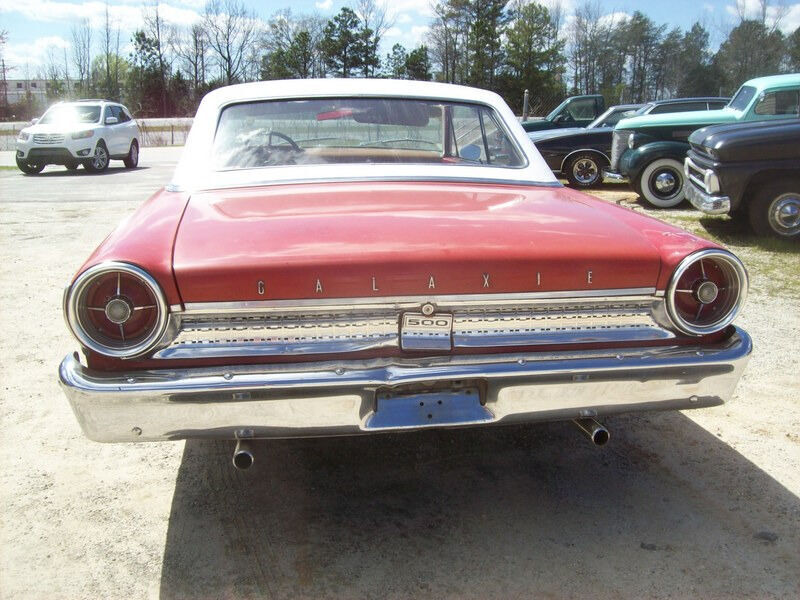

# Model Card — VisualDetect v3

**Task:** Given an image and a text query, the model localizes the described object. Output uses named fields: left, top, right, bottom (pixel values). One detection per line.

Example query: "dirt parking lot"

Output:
left=1, top=149, right=798, bottom=599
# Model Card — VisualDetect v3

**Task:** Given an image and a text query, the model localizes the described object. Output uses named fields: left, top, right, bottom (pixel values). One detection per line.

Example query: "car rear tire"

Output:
left=638, top=158, right=686, bottom=208
left=748, top=181, right=800, bottom=239
left=84, top=141, right=110, bottom=173
left=565, top=153, right=604, bottom=188
left=15, top=157, right=44, bottom=175
left=123, top=139, right=139, bottom=169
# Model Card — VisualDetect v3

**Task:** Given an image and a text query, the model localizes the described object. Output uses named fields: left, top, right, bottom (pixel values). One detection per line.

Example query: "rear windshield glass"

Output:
left=39, top=105, right=101, bottom=125
left=728, top=86, right=757, bottom=111
left=213, top=98, right=525, bottom=170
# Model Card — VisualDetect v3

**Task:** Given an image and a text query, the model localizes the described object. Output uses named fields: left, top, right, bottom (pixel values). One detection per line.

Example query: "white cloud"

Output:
left=386, top=0, right=435, bottom=19
left=396, top=13, right=412, bottom=24
left=725, top=0, right=800, bottom=33
left=315, top=0, right=334, bottom=11
left=0, top=0, right=200, bottom=29
left=4, top=36, right=71, bottom=70
left=384, top=27, right=403, bottom=38
left=597, top=11, right=630, bottom=27
left=410, top=25, right=430, bottom=42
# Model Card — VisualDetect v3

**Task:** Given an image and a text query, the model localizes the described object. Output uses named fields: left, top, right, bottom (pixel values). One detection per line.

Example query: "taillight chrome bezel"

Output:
left=666, top=249, right=748, bottom=336
left=65, top=261, right=169, bottom=358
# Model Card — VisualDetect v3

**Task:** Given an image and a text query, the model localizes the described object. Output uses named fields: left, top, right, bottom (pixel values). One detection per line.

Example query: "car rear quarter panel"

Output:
left=73, top=189, right=190, bottom=306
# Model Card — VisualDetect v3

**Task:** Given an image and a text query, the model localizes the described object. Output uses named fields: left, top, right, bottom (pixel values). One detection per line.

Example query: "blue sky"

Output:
left=1, top=0, right=799, bottom=74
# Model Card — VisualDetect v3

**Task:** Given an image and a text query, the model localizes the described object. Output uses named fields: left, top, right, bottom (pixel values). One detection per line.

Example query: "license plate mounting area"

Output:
left=364, top=387, right=492, bottom=431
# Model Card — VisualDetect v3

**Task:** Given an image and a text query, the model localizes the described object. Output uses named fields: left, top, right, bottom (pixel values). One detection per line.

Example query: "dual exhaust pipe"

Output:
left=231, top=418, right=609, bottom=469
left=573, top=418, right=610, bottom=446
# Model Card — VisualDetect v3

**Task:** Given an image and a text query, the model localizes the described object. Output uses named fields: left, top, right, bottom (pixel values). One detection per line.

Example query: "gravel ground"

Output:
left=1, top=152, right=798, bottom=599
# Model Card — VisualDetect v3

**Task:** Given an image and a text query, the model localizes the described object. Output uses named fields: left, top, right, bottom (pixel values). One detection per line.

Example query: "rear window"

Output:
left=213, top=98, right=525, bottom=171
left=650, top=102, right=708, bottom=114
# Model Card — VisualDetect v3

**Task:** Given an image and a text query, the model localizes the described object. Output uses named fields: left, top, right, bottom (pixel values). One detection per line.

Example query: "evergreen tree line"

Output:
left=2, top=0, right=800, bottom=120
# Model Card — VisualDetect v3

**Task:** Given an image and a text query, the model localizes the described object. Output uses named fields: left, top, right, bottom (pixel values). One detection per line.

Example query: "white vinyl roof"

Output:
left=170, top=78, right=558, bottom=192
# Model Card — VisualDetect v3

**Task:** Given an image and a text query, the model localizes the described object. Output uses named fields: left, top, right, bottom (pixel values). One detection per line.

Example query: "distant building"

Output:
left=1, top=79, right=50, bottom=105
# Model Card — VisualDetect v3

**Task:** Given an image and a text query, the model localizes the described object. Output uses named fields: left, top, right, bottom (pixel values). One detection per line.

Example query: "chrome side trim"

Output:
left=59, top=327, right=752, bottom=442
left=182, top=288, right=658, bottom=315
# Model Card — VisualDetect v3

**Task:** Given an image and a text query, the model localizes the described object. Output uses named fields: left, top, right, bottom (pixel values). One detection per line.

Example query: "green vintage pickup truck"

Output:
left=605, top=73, right=800, bottom=207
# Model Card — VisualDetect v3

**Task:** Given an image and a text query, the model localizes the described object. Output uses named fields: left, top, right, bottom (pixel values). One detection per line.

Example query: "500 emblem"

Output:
left=400, top=312, right=453, bottom=351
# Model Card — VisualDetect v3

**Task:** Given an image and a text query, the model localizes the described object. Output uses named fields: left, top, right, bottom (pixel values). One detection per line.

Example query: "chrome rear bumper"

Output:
left=59, top=328, right=752, bottom=442
left=685, top=180, right=731, bottom=214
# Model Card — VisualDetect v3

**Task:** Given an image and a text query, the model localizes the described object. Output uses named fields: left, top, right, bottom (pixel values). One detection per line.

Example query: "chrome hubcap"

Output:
left=654, top=171, right=677, bottom=193
left=93, top=146, right=108, bottom=169
left=769, top=194, right=800, bottom=236
left=573, top=159, right=598, bottom=184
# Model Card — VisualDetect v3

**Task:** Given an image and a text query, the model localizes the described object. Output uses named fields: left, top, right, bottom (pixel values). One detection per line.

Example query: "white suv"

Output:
left=15, top=100, right=140, bottom=174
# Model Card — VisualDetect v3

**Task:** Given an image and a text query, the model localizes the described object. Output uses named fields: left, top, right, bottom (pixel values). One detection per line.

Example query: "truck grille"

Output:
left=610, top=130, right=631, bottom=171
left=154, top=291, right=673, bottom=359
left=33, top=134, right=65, bottom=144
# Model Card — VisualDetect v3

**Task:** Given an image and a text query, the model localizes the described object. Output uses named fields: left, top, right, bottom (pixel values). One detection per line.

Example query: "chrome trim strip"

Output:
left=169, top=176, right=563, bottom=195
left=559, top=149, right=611, bottom=174
left=59, top=327, right=752, bottom=442
left=182, top=288, right=658, bottom=315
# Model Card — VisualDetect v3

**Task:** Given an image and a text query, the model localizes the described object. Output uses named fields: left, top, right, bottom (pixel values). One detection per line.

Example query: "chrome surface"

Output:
left=685, top=177, right=731, bottom=214
left=666, top=249, right=748, bottom=336
left=572, top=158, right=599, bottom=184
left=602, top=170, right=625, bottom=181
left=182, top=288, right=658, bottom=314
left=573, top=418, right=610, bottom=446
left=232, top=439, right=254, bottom=470
left=654, top=171, right=678, bottom=194
left=105, top=297, right=133, bottom=324
left=684, top=156, right=718, bottom=195
left=92, top=144, right=108, bottom=170
left=769, top=193, right=800, bottom=236
left=610, top=130, right=632, bottom=171
left=400, top=313, right=454, bottom=351
left=59, top=327, right=752, bottom=442
left=159, top=293, right=673, bottom=359
left=33, top=133, right=65, bottom=144
left=696, top=280, right=719, bottom=304
left=560, top=149, right=610, bottom=175
left=365, top=388, right=492, bottom=430
left=65, top=261, right=170, bottom=359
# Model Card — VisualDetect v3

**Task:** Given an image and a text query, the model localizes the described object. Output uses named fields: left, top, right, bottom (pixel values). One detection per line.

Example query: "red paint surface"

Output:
left=76, top=189, right=190, bottom=306
left=170, top=181, right=713, bottom=302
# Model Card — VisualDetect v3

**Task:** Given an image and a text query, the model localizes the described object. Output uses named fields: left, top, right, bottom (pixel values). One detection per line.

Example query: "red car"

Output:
left=59, top=80, right=751, bottom=469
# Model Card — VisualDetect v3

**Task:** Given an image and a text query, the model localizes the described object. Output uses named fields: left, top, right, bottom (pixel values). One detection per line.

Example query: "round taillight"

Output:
left=666, top=249, right=748, bottom=336
left=65, top=262, right=169, bottom=358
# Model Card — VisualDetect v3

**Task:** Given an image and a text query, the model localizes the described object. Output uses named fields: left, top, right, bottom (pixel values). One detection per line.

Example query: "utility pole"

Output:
left=0, top=58, right=9, bottom=118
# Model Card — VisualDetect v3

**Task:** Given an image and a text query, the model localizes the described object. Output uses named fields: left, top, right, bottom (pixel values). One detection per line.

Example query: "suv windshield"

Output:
left=728, top=86, right=757, bottom=111
left=39, top=105, right=101, bottom=125
left=213, top=98, right=524, bottom=170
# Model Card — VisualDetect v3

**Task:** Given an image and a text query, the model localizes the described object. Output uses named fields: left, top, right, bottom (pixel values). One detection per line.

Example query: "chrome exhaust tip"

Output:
left=232, top=439, right=254, bottom=470
left=573, top=418, right=610, bottom=446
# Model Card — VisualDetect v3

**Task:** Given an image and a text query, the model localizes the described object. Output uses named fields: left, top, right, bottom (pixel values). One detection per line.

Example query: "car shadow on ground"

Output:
left=699, top=216, right=800, bottom=254
left=30, top=165, right=150, bottom=177
left=159, top=412, right=799, bottom=599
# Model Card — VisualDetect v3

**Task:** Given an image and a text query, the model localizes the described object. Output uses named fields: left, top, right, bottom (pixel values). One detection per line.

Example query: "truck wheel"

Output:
left=84, top=141, right=109, bottom=173
left=15, top=157, right=44, bottom=174
left=565, top=153, right=603, bottom=188
left=123, top=140, right=139, bottom=169
left=639, top=158, right=685, bottom=208
left=748, top=182, right=800, bottom=239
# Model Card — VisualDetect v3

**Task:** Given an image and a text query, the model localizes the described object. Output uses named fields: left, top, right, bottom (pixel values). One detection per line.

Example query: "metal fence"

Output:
left=0, top=118, right=194, bottom=150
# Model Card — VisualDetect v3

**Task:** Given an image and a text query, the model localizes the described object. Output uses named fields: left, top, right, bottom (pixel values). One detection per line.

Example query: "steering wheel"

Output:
left=267, top=131, right=301, bottom=152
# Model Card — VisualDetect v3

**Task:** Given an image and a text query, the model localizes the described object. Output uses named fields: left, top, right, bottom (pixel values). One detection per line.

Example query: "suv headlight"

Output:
left=71, top=130, right=94, bottom=139
left=64, top=262, right=170, bottom=358
left=17, top=131, right=30, bottom=142
left=666, top=249, right=748, bottom=336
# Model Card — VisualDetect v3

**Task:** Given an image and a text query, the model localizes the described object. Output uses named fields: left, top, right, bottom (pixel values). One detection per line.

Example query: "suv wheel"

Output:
left=123, top=140, right=139, bottom=169
left=749, top=182, right=800, bottom=239
left=638, top=158, right=685, bottom=208
left=84, top=141, right=110, bottom=173
left=565, top=153, right=603, bottom=188
left=15, top=157, right=45, bottom=175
